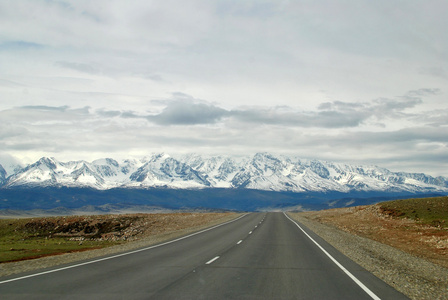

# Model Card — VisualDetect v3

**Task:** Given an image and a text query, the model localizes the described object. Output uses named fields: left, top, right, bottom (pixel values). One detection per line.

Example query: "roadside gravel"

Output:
left=0, top=213, right=240, bottom=278
left=288, top=213, right=448, bottom=300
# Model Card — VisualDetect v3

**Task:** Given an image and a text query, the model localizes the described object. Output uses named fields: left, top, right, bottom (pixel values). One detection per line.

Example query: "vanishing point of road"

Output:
left=0, top=212, right=409, bottom=299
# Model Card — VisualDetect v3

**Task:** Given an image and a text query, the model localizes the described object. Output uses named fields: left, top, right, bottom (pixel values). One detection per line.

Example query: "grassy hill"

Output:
left=379, top=196, right=448, bottom=228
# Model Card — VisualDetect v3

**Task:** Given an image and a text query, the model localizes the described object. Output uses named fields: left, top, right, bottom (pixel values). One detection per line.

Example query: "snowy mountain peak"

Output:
left=35, top=157, right=58, bottom=170
left=1, top=153, right=447, bottom=193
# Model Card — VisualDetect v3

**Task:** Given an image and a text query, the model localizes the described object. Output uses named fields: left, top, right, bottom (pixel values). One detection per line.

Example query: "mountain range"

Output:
left=1, top=153, right=447, bottom=193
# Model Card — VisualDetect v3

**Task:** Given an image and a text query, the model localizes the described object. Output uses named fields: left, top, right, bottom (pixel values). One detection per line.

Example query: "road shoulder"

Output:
left=287, top=213, right=448, bottom=300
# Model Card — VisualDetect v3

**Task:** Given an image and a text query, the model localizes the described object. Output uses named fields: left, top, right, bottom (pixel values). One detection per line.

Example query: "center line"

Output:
left=237, top=240, right=243, bottom=244
left=205, top=256, right=220, bottom=265
left=249, top=231, right=252, bottom=234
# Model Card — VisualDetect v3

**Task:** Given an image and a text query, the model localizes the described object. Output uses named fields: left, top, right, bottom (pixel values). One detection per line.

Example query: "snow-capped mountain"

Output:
left=1, top=153, right=447, bottom=193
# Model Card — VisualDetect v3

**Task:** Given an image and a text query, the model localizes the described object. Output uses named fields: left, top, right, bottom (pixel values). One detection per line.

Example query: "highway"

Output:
left=0, top=213, right=409, bottom=299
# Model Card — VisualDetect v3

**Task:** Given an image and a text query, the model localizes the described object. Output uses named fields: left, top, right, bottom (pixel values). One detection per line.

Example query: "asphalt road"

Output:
left=0, top=212, right=409, bottom=299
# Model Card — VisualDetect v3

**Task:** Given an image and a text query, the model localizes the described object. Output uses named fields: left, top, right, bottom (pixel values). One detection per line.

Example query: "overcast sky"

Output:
left=0, top=0, right=447, bottom=176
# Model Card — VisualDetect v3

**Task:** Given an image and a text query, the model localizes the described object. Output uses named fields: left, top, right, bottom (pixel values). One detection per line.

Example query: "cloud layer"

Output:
left=1, top=88, right=446, bottom=176
left=0, top=1, right=447, bottom=176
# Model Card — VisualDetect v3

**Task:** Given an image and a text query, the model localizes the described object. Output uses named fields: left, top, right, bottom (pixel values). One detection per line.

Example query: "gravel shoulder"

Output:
left=0, top=212, right=240, bottom=278
left=288, top=211, right=448, bottom=300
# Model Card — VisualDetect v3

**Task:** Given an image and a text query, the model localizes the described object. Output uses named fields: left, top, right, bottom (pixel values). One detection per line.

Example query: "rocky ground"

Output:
left=18, top=213, right=235, bottom=243
left=289, top=203, right=448, bottom=300
left=0, top=212, right=238, bottom=277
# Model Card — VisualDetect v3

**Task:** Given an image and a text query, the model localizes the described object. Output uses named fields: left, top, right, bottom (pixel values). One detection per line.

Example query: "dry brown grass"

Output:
left=298, top=197, right=448, bottom=268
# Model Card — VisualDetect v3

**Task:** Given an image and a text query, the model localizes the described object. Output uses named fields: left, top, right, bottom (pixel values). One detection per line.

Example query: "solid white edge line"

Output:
left=0, top=213, right=249, bottom=285
left=205, top=256, right=220, bottom=265
left=283, top=212, right=381, bottom=300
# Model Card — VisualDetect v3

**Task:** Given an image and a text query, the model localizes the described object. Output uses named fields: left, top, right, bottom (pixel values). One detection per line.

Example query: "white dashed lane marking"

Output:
left=205, top=256, right=220, bottom=265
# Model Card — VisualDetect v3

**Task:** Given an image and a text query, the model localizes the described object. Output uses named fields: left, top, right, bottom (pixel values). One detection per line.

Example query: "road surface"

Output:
left=0, top=212, right=409, bottom=299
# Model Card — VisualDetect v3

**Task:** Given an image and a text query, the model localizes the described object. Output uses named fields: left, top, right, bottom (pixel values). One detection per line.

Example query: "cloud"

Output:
left=405, top=88, right=441, bottom=97
left=0, top=124, right=28, bottom=139
left=113, top=99, right=368, bottom=128
left=419, top=67, right=448, bottom=79
left=0, top=41, right=43, bottom=51
left=0, top=89, right=437, bottom=133
left=414, top=109, right=448, bottom=127
left=0, top=98, right=446, bottom=176
left=0, top=1, right=447, bottom=176
left=56, top=61, right=101, bottom=75
left=17, top=105, right=91, bottom=117
left=317, top=90, right=435, bottom=123
left=96, top=109, right=121, bottom=118
left=0, top=79, right=26, bottom=87
left=230, top=107, right=366, bottom=128
left=0, top=106, right=91, bottom=126
left=18, top=105, right=70, bottom=112
left=230, top=89, right=432, bottom=128
left=370, top=98, right=422, bottom=119
left=103, top=88, right=435, bottom=129
left=147, top=101, right=229, bottom=125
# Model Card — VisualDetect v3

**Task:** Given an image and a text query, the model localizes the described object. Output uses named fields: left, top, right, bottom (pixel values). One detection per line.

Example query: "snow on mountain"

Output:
left=2, top=153, right=447, bottom=193
left=179, top=154, right=246, bottom=187
left=0, top=164, right=7, bottom=186
left=128, top=153, right=212, bottom=188
left=5, top=157, right=138, bottom=189
left=0, top=154, right=24, bottom=178
left=5, top=157, right=59, bottom=187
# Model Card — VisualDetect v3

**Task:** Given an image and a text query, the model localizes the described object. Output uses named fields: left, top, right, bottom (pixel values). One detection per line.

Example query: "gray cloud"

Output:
left=56, top=61, right=101, bottom=75
left=405, top=88, right=441, bottom=97
left=0, top=78, right=27, bottom=87
left=0, top=106, right=92, bottom=127
left=370, top=98, right=422, bottom=119
left=318, top=101, right=365, bottom=111
left=56, top=61, right=165, bottom=82
left=148, top=101, right=229, bottom=125
left=317, top=91, right=432, bottom=123
left=418, top=67, right=447, bottom=79
left=107, top=89, right=434, bottom=128
left=120, top=111, right=141, bottom=119
left=344, top=127, right=448, bottom=146
left=230, top=108, right=366, bottom=128
left=414, top=109, right=448, bottom=127
left=231, top=89, right=432, bottom=128
left=113, top=100, right=368, bottom=128
left=96, top=109, right=121, bottom=118
left=0, top=124, right=28, bottom=139
left=0, top=41, right=43, bottom=51
left=2, top=89, right=435, bottom=132
left=18, top=105, right=70, bottom=112
left=18, top=105, right=91, bottom=116
left=1, top=101, right=447, bottom=176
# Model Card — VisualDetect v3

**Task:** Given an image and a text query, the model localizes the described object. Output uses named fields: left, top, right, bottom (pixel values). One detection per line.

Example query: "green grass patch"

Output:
left=0, top=218, right=120, bottom=263
left=380, top=196, right=448, bottom=228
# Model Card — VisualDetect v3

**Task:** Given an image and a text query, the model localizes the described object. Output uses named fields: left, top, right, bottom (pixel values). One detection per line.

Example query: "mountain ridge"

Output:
left=1, top=153, right=447, bottom=193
